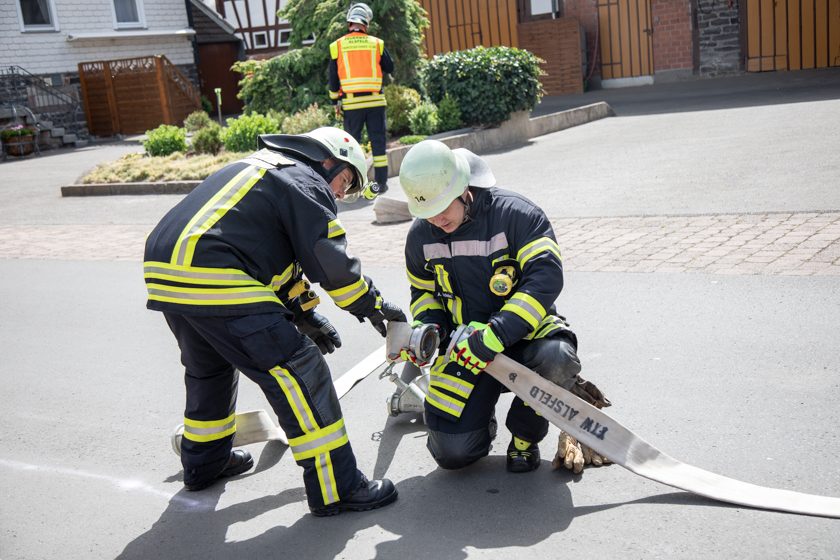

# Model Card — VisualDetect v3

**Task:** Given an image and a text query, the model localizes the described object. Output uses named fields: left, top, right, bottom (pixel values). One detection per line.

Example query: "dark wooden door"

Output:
left=197, top=43, right=244, bottom=115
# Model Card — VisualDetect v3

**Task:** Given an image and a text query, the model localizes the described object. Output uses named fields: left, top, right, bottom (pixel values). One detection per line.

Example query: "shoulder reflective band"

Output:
left=484, top=353, right=840, bottom=518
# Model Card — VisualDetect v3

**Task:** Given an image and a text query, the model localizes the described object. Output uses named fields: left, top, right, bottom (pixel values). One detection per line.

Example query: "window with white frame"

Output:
left=112, top=0, right=146, bottom=28
left=16, top=0, right=59, bottom=31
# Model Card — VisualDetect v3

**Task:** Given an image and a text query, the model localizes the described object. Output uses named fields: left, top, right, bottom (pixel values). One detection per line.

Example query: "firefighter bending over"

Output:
left=144, top=127, right=405, bottom=516
left=398, top=140, right=612, bottom=474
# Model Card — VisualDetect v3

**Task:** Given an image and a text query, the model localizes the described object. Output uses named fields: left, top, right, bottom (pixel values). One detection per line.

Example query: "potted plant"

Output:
left=1, top=124, right=37, bottom=156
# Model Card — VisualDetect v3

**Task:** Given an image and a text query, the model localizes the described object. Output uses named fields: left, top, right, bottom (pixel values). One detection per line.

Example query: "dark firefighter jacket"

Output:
left=405, top=187, right=572, bottom=419
left=143, top=148, right=381, bottom=320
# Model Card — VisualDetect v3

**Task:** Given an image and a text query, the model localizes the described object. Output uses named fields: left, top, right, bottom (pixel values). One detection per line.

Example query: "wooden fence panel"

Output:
left=418, top=0, right=519, bottom=56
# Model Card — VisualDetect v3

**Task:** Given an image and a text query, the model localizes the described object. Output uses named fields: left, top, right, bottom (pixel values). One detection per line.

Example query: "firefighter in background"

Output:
left=144, top=127, right=405, bottom=516
left=329, top=2, right=394, bottom=195
left=398, top=140, right=613, bottom=474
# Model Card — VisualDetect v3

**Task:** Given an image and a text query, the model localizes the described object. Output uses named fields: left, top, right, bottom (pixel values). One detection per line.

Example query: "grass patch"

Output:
left=81, top=151, right=249, bottom=184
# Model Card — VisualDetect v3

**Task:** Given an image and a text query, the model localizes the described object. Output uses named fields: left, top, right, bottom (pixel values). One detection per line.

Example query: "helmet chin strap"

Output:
left=460, top=189, right=474, bottom=224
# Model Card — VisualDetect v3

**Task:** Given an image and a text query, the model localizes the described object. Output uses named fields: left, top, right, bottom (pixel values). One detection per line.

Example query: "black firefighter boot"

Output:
left=310, top=475, right=398, bottom=517
left=506, top=436, right=540, bottom=473
left=184, top=449, right=254, bottom=491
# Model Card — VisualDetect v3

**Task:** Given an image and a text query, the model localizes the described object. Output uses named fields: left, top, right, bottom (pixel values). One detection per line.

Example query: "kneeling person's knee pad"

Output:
left=427, top=427, right=491, bottom=470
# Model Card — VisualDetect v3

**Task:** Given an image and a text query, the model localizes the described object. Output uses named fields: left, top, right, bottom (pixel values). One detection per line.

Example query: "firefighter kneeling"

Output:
left=397, top=140, right=612, bottom=473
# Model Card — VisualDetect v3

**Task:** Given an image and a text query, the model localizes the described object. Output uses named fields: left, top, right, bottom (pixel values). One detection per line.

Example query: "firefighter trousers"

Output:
left=426, top=334, right=582, bottom=470
left=343, top=105, right=388, bottom=186
left=163, top=311, right=362, bottom=508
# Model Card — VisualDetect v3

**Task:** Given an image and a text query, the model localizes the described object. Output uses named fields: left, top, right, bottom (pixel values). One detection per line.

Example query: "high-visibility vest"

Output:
left=330, top=32, right=384, bottom=94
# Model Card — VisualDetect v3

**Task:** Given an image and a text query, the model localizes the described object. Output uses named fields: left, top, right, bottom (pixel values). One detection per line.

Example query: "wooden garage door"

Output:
left=597, top=0, right=654, bottom=79
left=746, top=0, right=840, bottom=71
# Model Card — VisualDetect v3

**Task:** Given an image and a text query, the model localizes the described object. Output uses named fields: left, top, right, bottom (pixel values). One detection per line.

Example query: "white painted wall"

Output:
left=0, top=0, right=194, bottom=75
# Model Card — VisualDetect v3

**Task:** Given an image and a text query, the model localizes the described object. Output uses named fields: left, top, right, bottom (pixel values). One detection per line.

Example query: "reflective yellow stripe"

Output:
left=143, top=261, right=261, bottom=286
left=516, top=237, right=562, bottom=268
left=429, top=371, right=474, bottom=399
left=183, top=413, right=236, bottom=443
left=341, top=94, right=386, bottom=110
left=329, top=90, right=341, bottom=100
left=425, top=387, right=465, bottom=418
left=410, top=292, right=444, bottom=317
left=288, top=419, right=349, bottom=461
left=327, top=277, right=368, bottom=308
left=407, top=269, right=435, bottom=291
left=435, top=264, right=464, bottom=325
left=327, top=219, right=345, bottom=239
left=501, top=291, right=546, bottom=329
left=172, top=166, right=267, bottom=267
left=269, top=263, right=297, bottom=291
left=146, top=283, right=281, bottom=306
left=272, top=366, right=342, bottom=504
left=372, top=155, right=387, bottom=167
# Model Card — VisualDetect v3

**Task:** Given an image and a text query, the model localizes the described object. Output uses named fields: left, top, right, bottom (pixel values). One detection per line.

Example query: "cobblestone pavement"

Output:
left=2, top=211, right=839, bottom=276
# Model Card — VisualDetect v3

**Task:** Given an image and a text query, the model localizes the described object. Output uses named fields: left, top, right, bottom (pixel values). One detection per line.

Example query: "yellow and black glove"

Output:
left=450, top=321, right=504, bottom=374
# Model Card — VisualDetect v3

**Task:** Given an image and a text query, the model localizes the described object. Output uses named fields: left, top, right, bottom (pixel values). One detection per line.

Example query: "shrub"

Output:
left=191, top=122, right=223, bottom=155
left=183, top=110, right=214, bottom=132
left=436, top=94, right=462, bottom=132
left=398, top=134, right=426, bottom=145
left=422, top=46, right=544, bottom=126
left=408, top=102, right=439, bottom=136
left=221, top=113, right=279, bottom=153
left=384, top=84, right=421, bottom=135
left=281, top=103, right=332, bottom=134
left=1, top=124, right=36, bottom=140
left=200, top=95, right=214, bottom=115
left=143, top=124, right=187, bottom=156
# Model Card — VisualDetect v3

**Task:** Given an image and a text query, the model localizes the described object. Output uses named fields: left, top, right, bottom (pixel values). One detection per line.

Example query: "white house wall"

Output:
left=0, top=0, right=194, bottom=75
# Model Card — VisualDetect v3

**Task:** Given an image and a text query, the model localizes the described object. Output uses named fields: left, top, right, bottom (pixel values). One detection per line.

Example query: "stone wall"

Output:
left=696, top=0, right=742, bottom=75
left=518, top=18, right=586, bottom=95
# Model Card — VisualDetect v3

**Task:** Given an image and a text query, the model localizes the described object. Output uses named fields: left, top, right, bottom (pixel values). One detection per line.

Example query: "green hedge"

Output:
left=422, top=46, right=544, bottom=126
left=221, top=113, right=279, bottom=153
left=143, top=125, right=187, bottom=156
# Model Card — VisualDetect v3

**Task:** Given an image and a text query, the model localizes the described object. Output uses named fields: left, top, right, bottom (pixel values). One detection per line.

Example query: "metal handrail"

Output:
left=0, top=65, right=86, bottom=137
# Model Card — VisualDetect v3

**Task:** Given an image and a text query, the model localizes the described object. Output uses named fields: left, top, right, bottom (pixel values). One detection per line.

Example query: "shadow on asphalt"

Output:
left=117, top=416, right=727, bottom=560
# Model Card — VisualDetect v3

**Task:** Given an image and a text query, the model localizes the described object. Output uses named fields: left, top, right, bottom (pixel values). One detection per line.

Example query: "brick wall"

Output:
left=651, top=0, right=693, bottom=71
left=696, top=0, right=741, bottom=75
left=562, top=0, right=599, bottom=83
left=518, top=18, right=585, bottom=95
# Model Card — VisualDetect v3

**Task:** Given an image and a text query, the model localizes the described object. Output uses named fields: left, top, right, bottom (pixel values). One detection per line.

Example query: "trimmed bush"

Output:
left=422, top=46, right=544, bottom=126
left=281, top=103, right=333, bottom=134
left=436, top=94, right=462, bottom=132
left=221, top=113, right=279, bottom=153
left=398, top=134, right=426, bottom=145
left=184, top=110, right=214, bottom=132
left=191, top=122, right=223, bottom=155
left=384, top=84, right=421, bottom=135
left=143, top=125, right=187, bottom=157
left=408, top=102, right=439, bottom=136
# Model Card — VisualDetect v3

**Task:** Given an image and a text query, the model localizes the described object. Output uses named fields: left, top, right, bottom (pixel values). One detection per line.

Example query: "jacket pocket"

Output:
left=226, top=313, right=304, bottom=370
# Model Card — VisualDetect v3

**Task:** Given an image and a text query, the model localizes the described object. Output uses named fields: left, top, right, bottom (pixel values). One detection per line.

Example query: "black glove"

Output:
left=296, top=311, right=342, bottom=354
left=367, top=299, right=407, bottom=337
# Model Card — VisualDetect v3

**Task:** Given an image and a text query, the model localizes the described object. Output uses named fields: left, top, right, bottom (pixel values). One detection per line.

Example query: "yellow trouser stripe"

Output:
left=288, top=419, right=349, bottom=461
left=183, top=413, right=236, bottom=442
left=342, top=95, right=386, bottom=110
left=172, top=166, right=266, bottom=267
left=372, top=155, right=387, bottom=166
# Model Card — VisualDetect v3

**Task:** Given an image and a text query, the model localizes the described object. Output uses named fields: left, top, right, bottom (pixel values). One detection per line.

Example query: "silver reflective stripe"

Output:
left=423, top=232, right=508, bottom=260
left=147, top=286, right=273, bottom=301
left=431, top=376, right=473, bottom=398
left=275, top=375, right=317, bottom=432
left=184, top=418, right=236, bottom=437
left=518, top=237, right=561, bottom=265
left=331, top=283, right=366, bottom=306
left=426, top=389, right=464, bottom=416
left=290, top=425, right=348, bottom=457
left=144, top=264, right=258, bottom=284
left=318, top=454, right=337, bottom=503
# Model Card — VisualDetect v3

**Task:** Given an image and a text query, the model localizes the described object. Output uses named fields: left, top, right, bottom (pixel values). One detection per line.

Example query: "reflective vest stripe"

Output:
left=501, top=291, right=546, bottom=329
left=410, top=291, right=444, bottom=317
left=269, top=262, right=297, bottom=291
left=146, top=283, right=281, bottom=306
left=426, top=386, right=465, bottom=418
left=143, top=262, right=261, bottom=286
left=517, top=236, right=562, bottom=267
left=172, top=166, right=266, bottom=267
left=434, top=264, right=464, bottom=325
left=327, top=219, right=346, bottom=238
left=407, top=269, right=435, bottom=292
left=327, top=277, right=369, bottom=308
left=183, top=413, right=236, bottom=443
left=429, top=372, right=474, bottom=399
left=341, top=94, right=387, bottom=110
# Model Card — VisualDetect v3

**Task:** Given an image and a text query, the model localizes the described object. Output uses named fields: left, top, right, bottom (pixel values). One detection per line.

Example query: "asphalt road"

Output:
left=1, top=69, right=839, bottom=559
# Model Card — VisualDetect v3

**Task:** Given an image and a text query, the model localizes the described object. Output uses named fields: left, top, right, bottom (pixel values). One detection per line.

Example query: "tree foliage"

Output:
left=237, top=0, right=428, bottom=114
